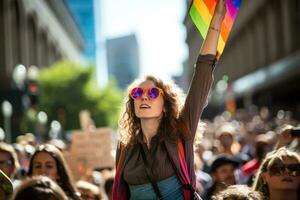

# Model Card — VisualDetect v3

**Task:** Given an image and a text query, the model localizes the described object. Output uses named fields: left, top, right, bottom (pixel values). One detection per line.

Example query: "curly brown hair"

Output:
left=118, top=75, right=191, bottom=146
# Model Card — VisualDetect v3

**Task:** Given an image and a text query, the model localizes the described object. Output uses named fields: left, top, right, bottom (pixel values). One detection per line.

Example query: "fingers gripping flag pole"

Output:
left=189, top=0, right=242, bottom=56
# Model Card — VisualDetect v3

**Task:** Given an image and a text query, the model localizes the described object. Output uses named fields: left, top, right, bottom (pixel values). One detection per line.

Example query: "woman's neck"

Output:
left=141, top=118, right=161, bottom=148
left=269, top=189, right=298, bottom=200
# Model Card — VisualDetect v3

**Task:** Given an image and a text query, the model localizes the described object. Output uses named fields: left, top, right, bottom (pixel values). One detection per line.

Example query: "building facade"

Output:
left=184, top=0, right=300, bottom=118
left=106, top=34, right=140, bottom=89
left=0, top=0, right=84, bottom=140
left=66, top=0, right=96, bottom=61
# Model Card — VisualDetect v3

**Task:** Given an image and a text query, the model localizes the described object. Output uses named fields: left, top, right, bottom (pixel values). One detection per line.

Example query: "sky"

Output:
left=100, top=0, right=188, bottom=82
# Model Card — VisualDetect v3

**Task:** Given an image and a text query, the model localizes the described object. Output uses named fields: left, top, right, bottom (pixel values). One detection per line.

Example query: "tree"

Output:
left=37, top=61, right=123, bottom=132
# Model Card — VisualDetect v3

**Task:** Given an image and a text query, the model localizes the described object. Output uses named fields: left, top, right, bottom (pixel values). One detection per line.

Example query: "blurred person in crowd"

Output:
left=215, top=123, right=250, bottom=165
left=264, top=131, right=278, bottom=149
left=48, top=138, right=67, bottom=152
left=113, top=1, right=228, bottom=199
left=203, top=155, right=239, bottom=200
left=23, top=132, right=37, bottom=147
left=275, top=124, right=300, bottom=152
left=212, top=139, right=221, bottom=155
left=212, top=185, right=263, bottom=200
left=104, top=177, right=114, bottom=200
left=243, top=117, right=267, bottom=157
left=11, top=175, right=68, bottom=200
left=0, top=169, right=13, bottom=200
left=28, top=144, right=81, bottom=200
left=194, top=142, right=213, bottom=196
left=88, top=170, right=105, bottom=187
left=13, top=143, right=34, bottom=179
left=0, top=142, right=21, bottom=187
left=236, top=133, right=248, bottom=155
left=16, top=134, right=34, bottom=147
left=241, top=134, right=273, bottom=185
left=253, top=147, right=300, bottom=200
left=76, top=180, right=101, bottom=200
left=215, top=123, right=239, bottom=155
left=194, top=124, right=213, bottom=194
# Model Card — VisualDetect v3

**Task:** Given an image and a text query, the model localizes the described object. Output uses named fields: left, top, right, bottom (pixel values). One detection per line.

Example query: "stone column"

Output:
left=19, top=0, right=29, bottom=67
left=266, top=1, right=283, bottom=62
left=3, top=0, right=13, bottom=76
left=254, top=14, right=266, bottom=68
left=48, top=43, right=56, bottom=65
left=40, top=30, right=49, bottom=67
left=36, top=28, right=43, bottom=67
left=280, top=0, right=292, bottom=55
left=27, top=15, right=38, bottom=66
left=10, top=0, right=22, bottom=68
left=0, top=1, right=5, bottom=76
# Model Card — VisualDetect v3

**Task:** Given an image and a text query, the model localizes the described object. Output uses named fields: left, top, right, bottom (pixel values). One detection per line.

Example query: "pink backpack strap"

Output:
left=177, top=139, right=198, bottom=199
left=112, top=143, right=128, bottom=200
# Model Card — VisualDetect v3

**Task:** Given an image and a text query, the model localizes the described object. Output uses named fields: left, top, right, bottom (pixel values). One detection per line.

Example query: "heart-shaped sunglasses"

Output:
left=130, top=87, right=163, bottom=100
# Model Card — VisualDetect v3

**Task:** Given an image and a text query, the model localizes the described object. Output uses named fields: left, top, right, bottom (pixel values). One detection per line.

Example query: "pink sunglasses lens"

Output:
left=148, top=87, right=160, bottom=99
left=131, top=87, right=143, bottom=99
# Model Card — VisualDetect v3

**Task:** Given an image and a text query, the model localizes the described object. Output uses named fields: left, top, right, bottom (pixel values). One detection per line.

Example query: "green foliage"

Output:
left=21, top=108, right=38, bottom=134
left=37, top=61, right=123, bottom=131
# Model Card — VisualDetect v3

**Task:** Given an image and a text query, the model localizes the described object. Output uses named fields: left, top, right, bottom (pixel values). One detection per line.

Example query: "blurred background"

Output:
left=0, top=0, right=300, bottom=142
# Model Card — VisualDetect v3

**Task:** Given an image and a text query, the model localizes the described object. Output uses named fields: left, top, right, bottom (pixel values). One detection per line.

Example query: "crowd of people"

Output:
left=194, top=108, right=300, bottom=200
left=0, top=108, right=299, bottom=200
left=1, top=0, right=299, bottom=199
left=0, top=135, right=115, bottom=200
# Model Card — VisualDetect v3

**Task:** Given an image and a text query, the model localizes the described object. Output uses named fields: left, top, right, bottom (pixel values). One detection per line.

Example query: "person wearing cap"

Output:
left=215, top=123, right=250, bottom=166
left=215, top=123, right=237, bottom=156
left=0, top=169, right=13, bottom=200
left=202, top=155, right=239, bottom=200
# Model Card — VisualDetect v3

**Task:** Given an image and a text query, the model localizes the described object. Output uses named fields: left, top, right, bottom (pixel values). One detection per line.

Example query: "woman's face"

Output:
left=133, top=80, right=165, bottom=119
left=31, top=152, right=59, bottom=182
left=263, top=157, right=300, bottom=191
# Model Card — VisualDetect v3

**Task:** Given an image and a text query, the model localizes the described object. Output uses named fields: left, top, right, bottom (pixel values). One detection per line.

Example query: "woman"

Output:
left=28, top=144, right=81, bottom=200
left=112, top=0, right=227, bottom=199
left=11, top=176, right=68, bottom=200
left=252, top=147, right=300, bottom=200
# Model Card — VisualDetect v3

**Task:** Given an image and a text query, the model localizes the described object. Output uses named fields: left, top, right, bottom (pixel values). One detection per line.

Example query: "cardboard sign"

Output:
left=67, top=127, right=114, bottom=180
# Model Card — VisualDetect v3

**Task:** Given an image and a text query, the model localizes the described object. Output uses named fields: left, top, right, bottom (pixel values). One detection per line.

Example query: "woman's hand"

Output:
left=210, top=0, right=227, bottom=29
left=214, top=0, right=227, bottom=21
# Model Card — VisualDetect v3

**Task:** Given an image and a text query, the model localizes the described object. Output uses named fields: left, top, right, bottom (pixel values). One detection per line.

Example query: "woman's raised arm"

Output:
left=200, top=0, right=226, bottom=55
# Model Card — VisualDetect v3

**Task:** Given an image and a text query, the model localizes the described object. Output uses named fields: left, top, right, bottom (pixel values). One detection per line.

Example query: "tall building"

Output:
left=106, top=34, right=140, bottom=89
left=65, top=0, right=96, bottom=61
left=184, top=0, right=300, bottom=119
left=0, top=0, right=84, bottom=141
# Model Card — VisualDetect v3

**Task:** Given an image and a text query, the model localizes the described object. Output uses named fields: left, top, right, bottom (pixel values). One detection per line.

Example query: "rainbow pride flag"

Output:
left=189, top=0, right=242, bottom=56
